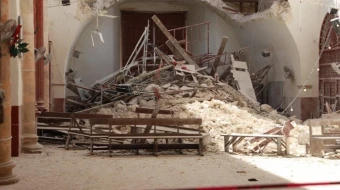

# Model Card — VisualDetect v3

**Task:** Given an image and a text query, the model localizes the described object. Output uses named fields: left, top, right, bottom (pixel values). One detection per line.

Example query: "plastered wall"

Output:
left=48, top=0, right=337, bottom=116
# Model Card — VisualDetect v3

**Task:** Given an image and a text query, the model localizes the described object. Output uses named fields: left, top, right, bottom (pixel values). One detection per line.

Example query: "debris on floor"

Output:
left=41, top=16, right=335, bottom=157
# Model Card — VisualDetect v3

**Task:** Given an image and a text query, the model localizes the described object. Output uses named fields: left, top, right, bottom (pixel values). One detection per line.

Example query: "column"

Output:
left=43, top=0, right=49, bottom=111
left=35, top=0, right=45, bottom=111
left=21, top=0, right=43, bottom=153
left=0, top=0, right=19, bottom=185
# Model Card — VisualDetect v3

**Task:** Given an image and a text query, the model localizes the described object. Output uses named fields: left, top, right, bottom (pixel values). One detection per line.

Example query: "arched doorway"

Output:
left=319, top=13, right=340, bottom=114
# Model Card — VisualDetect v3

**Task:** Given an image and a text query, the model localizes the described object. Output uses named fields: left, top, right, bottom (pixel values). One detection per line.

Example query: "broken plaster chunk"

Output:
left=289, top=116, right=303, bottom=124
left=231, top=101, right=239, bottom=106
left=260, top=104, right=273, bottom=113
left=268, top=110, right=279, bottom=118
left=128, top=97, right=139, bottom=105
left=127, top=105, right=137, bottom=112
left=146, top=100, right=156, bottom=107
left=145, top=84, right=161, bottom=92
left=203, top=79, right=214, bottom=87
left=168, top=85, right=179, bottom=91
left=114, top=104, right=127, bottom=112
left=180, top=86, right=193, bottom=91
left=200, top=83, right=208, bottom=88
left=237, top=101, right=248, bottom=108
left=325, top=152, right=336, bottom=156
left=162, top=83, right=171, bottom=89
left=139, top=100, right=147, bottom=107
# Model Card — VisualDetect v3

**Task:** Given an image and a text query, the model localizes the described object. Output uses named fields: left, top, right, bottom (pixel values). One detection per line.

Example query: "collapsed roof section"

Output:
left=76, top=0, right=291, bottom=24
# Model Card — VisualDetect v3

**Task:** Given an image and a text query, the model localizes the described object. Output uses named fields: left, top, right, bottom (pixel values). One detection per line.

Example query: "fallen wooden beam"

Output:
left=210, top=36, right=228, bottom=76
left=165, top=40, right=184, bottom=60
left=126, top=65, right=173, bottom=84
left=140, top=99, right=164, bottom=143
left=151, top=15, right=200, bottom=69
left=308, top=118, right=340, bottom=126
left=135, top=107, right=174, bottom=115
left=89, top=118, right=203, bottom=126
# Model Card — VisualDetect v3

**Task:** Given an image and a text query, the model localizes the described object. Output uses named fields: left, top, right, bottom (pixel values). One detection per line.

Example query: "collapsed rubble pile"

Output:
left=89, top=98, right=309, bottom=156
left=62, top=15, right=322, bottom=157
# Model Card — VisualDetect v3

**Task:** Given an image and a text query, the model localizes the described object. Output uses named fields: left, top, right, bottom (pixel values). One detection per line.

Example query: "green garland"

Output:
left=9, top=41, right=29, bottom=58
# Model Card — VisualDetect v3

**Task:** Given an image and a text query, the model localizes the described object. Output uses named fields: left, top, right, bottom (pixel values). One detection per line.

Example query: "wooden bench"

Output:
left=37, top=112, right=112, bottom=149
left=222, top=134, right=286, bottom=155
left=85, top=118, right=203, bottom=156
left=222, top=122, right=293, bottom=155
left=308, top=118, right=340, bottom=157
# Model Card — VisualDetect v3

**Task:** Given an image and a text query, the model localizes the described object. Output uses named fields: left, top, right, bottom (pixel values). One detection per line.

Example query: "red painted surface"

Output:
left=11, top=106, right=21, bottom=157
left=53, top=98, right=65, bottom=112
left=34, top=0, right=45, bottom=111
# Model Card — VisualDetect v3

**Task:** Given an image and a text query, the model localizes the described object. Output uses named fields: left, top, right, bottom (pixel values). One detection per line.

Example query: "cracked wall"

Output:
left=48, top=0, right=334, bottom=118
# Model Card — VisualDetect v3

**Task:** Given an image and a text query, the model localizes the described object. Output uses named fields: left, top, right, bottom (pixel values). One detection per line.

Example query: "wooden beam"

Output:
left=151, top=15, right=200, bottom=68
left=89, top=118, right=203, bottom=126
left=210, top=36, right=228, bottom=76
left=39, top=112, right=112, bottom=119
left=135, top=107, right=174, bottom=115
left=140, top=99, right=164, bottom=143
left=309, top=118, right=340, bottom=126
left=165, top=40, right=184, bottom=60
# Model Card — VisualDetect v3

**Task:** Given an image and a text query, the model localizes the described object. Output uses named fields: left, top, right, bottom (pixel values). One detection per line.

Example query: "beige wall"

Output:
left=48, top=0, right=337, bottom=113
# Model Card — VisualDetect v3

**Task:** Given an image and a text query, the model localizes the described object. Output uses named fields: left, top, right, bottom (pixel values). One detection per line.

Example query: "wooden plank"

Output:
left=152, top=15, right=200, bottom=68
left=165, top=40, right=184, bottom=60
left=38, top=112, right=112, bottom=119
left=89, top=118, right=203, bottom=126
left=210, top=36, right=228, bottom=76
left=91, top=144, right=200, bottom=151
left=38, top=112, right=74, bottom=118
left=37, top=118, right=71, bottom=123
left=132, top=125, right=203, bottom=134
left=221, top=133, right=283, bottom=138
left=247, top=127, right=281, bottom=144
left=109, top=133, right=202, bottom=139
left=309, top=119, right=340, bottom=126
left=154, top=48, right=173, bottom=65
left=326, top=102, right=333, bottom=114
left=140, top=100, right=164, bottom=143
left=135, top=107, right=173, bottom=115
left=312, top=136, right=340, bottom=140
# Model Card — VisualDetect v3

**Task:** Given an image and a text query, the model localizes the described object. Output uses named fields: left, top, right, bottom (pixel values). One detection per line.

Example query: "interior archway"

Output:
left=319, top=13, right=340, bottom=115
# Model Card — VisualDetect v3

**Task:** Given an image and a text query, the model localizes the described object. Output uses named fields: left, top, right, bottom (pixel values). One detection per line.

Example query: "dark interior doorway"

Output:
left=121, top=11, right=187, bottom=67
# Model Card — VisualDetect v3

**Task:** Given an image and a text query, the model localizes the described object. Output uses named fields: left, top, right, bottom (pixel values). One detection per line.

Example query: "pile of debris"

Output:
left=63, top=15, right=310, bottom=156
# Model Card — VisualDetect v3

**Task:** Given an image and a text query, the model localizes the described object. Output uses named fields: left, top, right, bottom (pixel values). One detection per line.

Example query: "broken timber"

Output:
left=151, top=15, right=200, bottom=69
left=210, top=36, right=228, bottom=76
left=140, top=99, right=164, bottom=143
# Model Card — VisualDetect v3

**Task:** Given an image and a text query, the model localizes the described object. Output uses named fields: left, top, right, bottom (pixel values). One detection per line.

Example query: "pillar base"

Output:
left=0, top=161, right=19, bottom=186
left=22, top=135, right=43, bottom=153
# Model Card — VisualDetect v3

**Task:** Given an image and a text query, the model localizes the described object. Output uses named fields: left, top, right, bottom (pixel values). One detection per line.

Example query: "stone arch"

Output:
left=319, top=13, right=340, bottom=115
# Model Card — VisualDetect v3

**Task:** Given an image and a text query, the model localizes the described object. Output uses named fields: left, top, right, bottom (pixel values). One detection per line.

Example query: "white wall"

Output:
left=48, top=2, right=94, bottom=102
left=70, top=5, right=121, bottom=87
left=48, top=0, right=336, bottom=114
left=187, top=3, right=241, bottom=56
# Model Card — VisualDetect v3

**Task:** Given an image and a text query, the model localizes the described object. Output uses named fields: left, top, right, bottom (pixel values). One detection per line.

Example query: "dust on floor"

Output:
left=3, top=145, right=340, bottom=190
